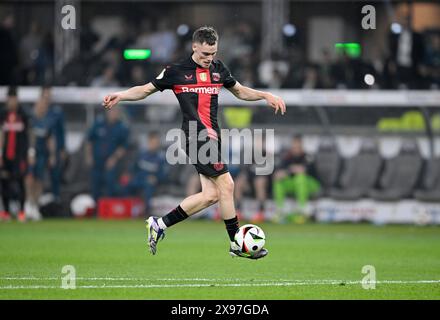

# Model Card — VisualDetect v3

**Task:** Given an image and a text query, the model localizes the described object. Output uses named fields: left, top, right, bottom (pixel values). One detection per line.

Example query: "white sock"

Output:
left=157, top=218, right=167, bottom=230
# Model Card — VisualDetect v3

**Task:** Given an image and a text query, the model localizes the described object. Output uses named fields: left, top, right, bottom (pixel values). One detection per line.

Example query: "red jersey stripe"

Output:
left=196, top=67, right=218, bottom=140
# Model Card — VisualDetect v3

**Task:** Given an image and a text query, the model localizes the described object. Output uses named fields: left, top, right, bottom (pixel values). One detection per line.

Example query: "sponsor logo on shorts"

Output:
left=213, top=162, right=224, bottom=171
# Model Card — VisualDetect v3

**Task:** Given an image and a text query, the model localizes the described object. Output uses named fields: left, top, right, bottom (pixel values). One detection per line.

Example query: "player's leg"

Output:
left=49, top=161, right=61, bottom=201
left=0, top=165, right=12, bottom=220
left=210, top=172, right=268, bottom=259
left=253, top=175, right=268, bottom=222
left=157, top=174, right=218, bottom=226
left=146, top=174, right=219, bottom=254
left=233, top=171, right=247, bottom=216
left=16, top=175, right=26, bottom=222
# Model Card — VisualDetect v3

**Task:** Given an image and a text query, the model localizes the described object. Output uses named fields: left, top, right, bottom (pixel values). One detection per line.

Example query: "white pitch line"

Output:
left=0, top=280, right=439, bottom=290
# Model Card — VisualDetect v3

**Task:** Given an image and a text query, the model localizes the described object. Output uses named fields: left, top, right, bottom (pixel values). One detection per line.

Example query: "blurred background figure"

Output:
left=121, top=131, right=167, bottom=215
left=25, top=90, right=57, bottom=220
left=245, top=134, right=274, bottom=223
left=90, top=65, right=120, bottom=87
left=272, top=135, right=320, bottom=223
left=85, top=108, right=129, bottom=201
left=0, top=14, right=18, bottom=85
left=388, top=13, right=425, bottom=89
left=41, top=86, right=66, bottom=202
left=0, top=87, right=28, bottom=222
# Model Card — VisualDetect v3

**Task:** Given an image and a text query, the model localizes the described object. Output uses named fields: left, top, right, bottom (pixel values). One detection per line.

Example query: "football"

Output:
left=234, top=224, right=266, bottom=256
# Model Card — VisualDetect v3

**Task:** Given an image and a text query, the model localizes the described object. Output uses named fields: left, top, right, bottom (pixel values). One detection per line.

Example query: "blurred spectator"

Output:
left=91, top=65, right=120, bottom=87
left=220, top=23, right=256, bottom=66
left=85, top=108, right=130, bottom=201
left=121, top=132, right=167, bottom=214
left=243, top=134, right=274, bottom=222
left=41, top=86, right=66, bottom=201
left=0, top=87, right=28, bottom=222
left=302, top=64, right=323, bottom=89
left=258, top=53, right=289, bottom=88
left=319, top=48, right=336, bottom=88
left=137, top=20, right=177, bottom=64
left=423, top=32, right=440, bottom=89
left=388, top=14, right=425, bottom=89
left=272, top=135, right=320, bottom=223
left=0, top=14, right=18, bottom=85
left=129, top=65, right=147, bottom=86
left=26, top=89, right=57, bottom=221
left=19, top=21, right=43, bottom=84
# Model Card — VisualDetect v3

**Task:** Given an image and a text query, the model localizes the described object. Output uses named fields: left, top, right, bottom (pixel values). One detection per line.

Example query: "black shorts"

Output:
left=0, top=157, right=27, bottom=179
left=183, top=136, right=229, bottom=178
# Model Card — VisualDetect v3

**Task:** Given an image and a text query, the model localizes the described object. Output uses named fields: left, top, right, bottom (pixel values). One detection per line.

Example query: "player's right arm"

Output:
left=102, top=82, right=158, bottom=109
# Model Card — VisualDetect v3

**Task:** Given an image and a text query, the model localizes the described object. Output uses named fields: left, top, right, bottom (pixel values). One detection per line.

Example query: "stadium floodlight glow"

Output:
left=123, top=49, right=151, bottom=60
left=177, top=24, right=190, bottom=36
left=335, top=42, right=361, bottom=58
left=391, top=23, right=402, bottom=34
left=282, top=24, right=296, bottom=37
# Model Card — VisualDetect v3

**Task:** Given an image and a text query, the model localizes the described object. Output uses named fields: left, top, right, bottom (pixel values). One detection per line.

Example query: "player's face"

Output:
left=192, top=41, right=217, bottom=69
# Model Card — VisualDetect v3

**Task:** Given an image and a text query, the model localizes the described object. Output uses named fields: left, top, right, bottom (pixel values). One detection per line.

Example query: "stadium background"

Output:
left=0, top=0, right=440, bottom=300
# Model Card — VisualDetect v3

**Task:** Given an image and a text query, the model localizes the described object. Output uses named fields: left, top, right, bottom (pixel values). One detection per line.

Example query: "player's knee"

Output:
left=219, top=178, right=234, bottom=197
left=203, top=189, right=219, bottom=205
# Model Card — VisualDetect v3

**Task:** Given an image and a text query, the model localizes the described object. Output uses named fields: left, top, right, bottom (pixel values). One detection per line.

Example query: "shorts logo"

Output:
left=199, top=73, right=207, bottom=82
left=212, top=73, right=220, bottom=82
left=185, top=74, right=193, bottom=81
left=213, top=162, right=224, bottom=171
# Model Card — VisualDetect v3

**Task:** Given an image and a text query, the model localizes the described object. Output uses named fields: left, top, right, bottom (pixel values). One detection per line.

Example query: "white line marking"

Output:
left=0, top=280, right=439, bottom=290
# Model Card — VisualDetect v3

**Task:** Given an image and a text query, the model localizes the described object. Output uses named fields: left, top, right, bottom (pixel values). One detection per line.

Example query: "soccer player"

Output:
left=0, top=87, right=29, bottom=222
left=102, top=26, right=286, bottom=259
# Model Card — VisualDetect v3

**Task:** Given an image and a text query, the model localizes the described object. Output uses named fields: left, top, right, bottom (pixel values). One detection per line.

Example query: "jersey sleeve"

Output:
left=151, top=65, right=176, bottom=91
left=219, top=61, right=237, bottom=89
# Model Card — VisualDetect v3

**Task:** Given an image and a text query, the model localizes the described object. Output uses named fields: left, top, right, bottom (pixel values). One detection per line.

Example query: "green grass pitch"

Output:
left=0, top=219, right=439, bottom=299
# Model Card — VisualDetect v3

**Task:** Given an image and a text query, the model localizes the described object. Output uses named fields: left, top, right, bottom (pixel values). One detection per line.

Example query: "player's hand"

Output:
left=102, top=93, right=121, bottom=109
left=265, top=93, right=286, bottom=115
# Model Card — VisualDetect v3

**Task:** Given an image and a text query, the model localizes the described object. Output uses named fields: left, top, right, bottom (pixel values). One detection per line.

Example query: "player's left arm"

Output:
left=227, top=82, right=286, bottom=115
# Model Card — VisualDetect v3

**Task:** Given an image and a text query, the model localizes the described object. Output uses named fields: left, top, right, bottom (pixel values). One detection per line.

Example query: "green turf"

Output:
left=0, top=219, right=439, bottom=299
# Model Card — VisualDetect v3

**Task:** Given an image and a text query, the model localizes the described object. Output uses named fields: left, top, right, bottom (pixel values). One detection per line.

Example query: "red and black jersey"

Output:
left=0, top=107, right=29, bottom=162
left=151, top=55, right=237, bottom=140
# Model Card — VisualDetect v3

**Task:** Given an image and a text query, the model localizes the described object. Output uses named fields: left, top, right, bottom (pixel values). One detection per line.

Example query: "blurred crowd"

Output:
left=1, top=13, right=440, bottom=90
left=0, top=85, right=323, bottom=222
